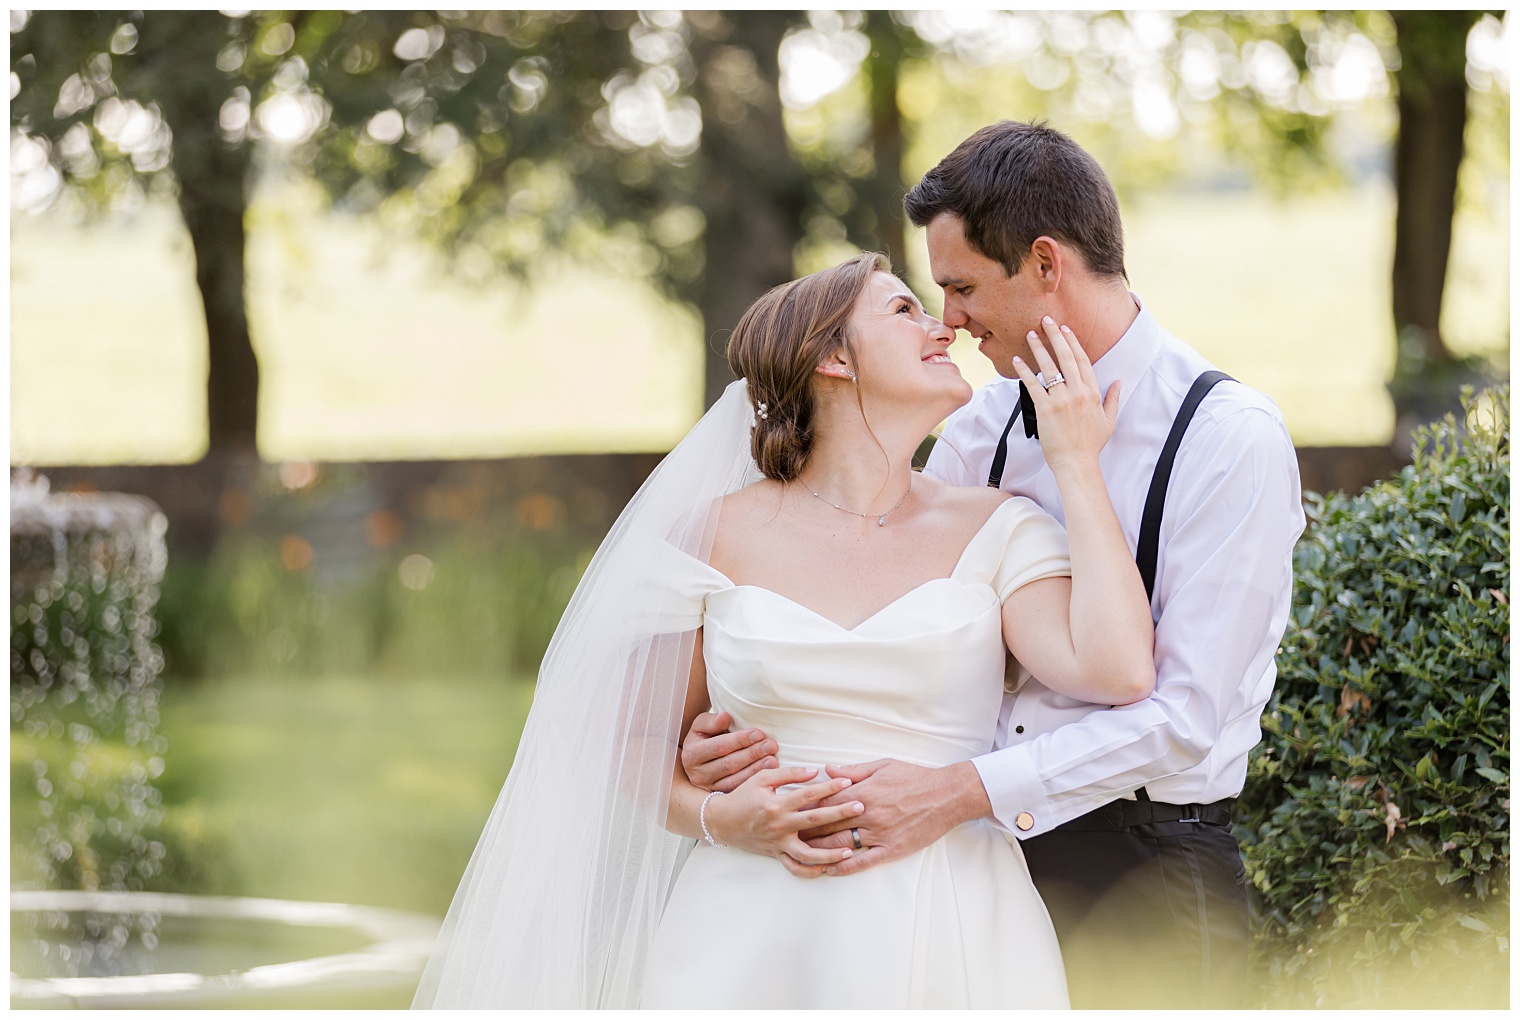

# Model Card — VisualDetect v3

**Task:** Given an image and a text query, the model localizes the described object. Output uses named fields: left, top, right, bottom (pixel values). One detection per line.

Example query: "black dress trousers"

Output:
left=1019, top=799, right=1250, bottom=1009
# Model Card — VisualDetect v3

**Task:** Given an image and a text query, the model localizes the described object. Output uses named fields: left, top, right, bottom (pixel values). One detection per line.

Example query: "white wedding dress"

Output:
left=641, top=497, right=1072, bottom=1009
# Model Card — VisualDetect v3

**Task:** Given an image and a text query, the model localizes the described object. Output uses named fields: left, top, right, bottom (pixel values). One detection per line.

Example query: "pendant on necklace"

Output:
left=877, top=515, right=887, bottom=526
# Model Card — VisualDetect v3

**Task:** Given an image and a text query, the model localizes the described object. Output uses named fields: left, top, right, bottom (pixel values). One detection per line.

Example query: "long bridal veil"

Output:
left=412, top=380, right=762, bottom=1008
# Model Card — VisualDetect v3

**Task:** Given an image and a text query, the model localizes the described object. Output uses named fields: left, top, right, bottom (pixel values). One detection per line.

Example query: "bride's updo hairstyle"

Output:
left=727, top=251, right=888, bottom=482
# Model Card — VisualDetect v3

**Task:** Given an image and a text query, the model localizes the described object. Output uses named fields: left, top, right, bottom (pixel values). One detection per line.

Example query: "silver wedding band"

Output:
left=850, top=827, right=863, bottom=850
left=1042, top=371, right=1066, bottom=389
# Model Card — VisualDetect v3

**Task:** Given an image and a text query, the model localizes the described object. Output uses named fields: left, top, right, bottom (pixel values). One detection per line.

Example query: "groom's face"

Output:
left=925, top=213, right=1046, bottom=379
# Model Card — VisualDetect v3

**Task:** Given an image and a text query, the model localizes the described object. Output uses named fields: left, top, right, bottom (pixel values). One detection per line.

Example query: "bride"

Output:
left=412, top=252, right=1155, bottom=1009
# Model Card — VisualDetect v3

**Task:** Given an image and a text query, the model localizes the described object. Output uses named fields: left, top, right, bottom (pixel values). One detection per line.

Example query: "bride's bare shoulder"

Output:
left=913, top=472, right=1011, bottom=526
left=705, top=481, right=787, bottom=575
left=718, top=479, right=786, bottom=519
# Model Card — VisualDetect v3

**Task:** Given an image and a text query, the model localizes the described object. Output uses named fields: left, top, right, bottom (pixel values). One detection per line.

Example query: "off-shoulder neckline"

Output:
left=688, top=497, right=1034, bottom=628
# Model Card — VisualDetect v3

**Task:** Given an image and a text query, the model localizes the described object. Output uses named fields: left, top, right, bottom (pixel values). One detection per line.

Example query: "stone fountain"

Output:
left=10, top=470, right=437, bottom=1007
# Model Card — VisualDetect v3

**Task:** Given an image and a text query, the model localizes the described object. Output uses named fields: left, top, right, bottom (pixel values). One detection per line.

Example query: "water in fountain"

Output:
left=11, top=469, right=171, bottom=978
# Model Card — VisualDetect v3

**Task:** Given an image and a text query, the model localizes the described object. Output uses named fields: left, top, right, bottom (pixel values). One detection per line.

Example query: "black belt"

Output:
left=1053, top=797, right=1233, bottom=832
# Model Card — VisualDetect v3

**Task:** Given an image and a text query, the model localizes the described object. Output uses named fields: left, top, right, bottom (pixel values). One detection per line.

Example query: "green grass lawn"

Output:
left=14, top=668, right=1504, bottom=1007
left=10, top=672, right=531, bottom=1006
left=148, top=673, right=536, bottom=916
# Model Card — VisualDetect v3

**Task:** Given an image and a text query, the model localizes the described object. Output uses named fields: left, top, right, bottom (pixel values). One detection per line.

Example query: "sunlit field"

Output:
left=10, top=182, right=704, bottom=465
left=11, top=178, right=1507, bottom=466
left=15, top=670, right=1495, bottom=1009
left=145, top=674, right=536, bottom=915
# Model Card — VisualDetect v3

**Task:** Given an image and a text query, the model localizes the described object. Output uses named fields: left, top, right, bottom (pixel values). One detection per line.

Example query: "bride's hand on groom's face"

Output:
left=681, top=710, right=779, bottom=793
left=1011, top=317, right=1120, bottom=473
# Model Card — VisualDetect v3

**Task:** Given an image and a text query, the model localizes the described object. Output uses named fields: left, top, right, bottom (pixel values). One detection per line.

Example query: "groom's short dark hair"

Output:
left=905, top=120, right=1126, bottom=281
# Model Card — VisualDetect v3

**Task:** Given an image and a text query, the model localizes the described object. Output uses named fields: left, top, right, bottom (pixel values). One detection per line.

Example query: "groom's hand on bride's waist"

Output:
left=801, top=760, right=993, bottom=877
left=680, top=709, right=779, bottom=793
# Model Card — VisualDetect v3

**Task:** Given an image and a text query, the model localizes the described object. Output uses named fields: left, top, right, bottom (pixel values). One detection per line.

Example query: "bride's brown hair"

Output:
left=726, top=252, right=889, bottom=482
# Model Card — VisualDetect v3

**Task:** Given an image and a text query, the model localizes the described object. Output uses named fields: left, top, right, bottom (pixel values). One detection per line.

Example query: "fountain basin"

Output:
left=11, top=890, right=440, bottom=1009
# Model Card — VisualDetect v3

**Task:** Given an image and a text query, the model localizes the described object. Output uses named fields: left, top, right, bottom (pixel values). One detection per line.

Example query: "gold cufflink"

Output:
left=1015, top=811, right=1035, bottom=831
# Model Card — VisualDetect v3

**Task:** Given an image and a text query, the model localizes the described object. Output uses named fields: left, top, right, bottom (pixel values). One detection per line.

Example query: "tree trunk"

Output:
left=176, top=156, right=258, bottom=454
left=152, top=13, right=261, bottom=457
left=863, top=12, right=908, bottom=273
left=1388, top=11, right=1483, bottom=436
left=688, top=12, right=810, bottom=409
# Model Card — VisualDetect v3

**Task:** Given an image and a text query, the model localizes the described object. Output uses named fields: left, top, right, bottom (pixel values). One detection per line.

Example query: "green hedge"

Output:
left=1238, top=386, right=1509, bottom=1007
left=154, top=516, right=593, bottom=681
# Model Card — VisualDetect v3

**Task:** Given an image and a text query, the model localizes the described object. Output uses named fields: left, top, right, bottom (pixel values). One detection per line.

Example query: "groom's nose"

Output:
left=940, top=293, right=968, bottom=329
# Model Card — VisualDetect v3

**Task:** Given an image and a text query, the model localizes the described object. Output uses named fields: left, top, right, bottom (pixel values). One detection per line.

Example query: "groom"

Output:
left=682, top=121, right=1305, bottom=1008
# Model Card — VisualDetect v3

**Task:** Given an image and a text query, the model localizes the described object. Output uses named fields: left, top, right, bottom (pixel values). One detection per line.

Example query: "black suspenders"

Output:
left=1135, top=370, right=1233, bottom=598
left=985, top=368, right=1234, bottom=805
left=985, top=388, right=1025, bottom=491
left=985, top=369, right=1234, bottom=599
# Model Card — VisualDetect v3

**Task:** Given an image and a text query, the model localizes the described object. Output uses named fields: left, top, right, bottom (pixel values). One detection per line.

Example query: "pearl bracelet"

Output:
left=699, top=790, right=725, bottom=847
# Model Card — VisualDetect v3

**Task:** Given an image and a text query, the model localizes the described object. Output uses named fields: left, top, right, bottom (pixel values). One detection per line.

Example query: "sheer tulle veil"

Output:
left=412, top=380, right=762, bottom=1008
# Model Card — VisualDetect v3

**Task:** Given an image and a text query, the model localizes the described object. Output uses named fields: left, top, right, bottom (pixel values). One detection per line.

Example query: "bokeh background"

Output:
left=9, top=9, right=1510, bottom=1007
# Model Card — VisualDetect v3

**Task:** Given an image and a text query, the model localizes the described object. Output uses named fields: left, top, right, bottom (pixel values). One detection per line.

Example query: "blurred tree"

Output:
left=1180, top=10, right=1500, bottom=435
left=1386, top=11, right=1490, bottom=431
left=306, top=10, right=905, bottom=407
left=12, top=10, right=1504, bottom=442
left=848, top=11, right=919, bottom=274
left=295, top=9, right=746, bottom=400
left=895, top=10, right=1505, bottom=439
left=11, top=10, right=913, bottom=428
left=685, top=12, right=811, bottom=405
left=11, top=11, right=282, bottom=452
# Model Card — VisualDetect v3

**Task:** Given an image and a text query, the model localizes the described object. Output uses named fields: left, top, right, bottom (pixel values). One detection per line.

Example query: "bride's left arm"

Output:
left=1002, top=318, right=1155, bottom=705
left=1002, top=573, right=1154, bottom=705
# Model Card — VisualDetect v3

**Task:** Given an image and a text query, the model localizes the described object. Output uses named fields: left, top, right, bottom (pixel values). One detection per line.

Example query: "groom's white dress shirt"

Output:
left=925, top=295, right=1306, bottom=838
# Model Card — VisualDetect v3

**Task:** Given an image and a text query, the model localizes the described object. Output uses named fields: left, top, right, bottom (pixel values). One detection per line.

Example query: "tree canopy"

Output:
left=10, top=10, right=1508, bottom=455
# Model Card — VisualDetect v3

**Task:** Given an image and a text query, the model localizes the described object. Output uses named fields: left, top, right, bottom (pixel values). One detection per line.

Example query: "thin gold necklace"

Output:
left=800, top=478, right=912, bottom=527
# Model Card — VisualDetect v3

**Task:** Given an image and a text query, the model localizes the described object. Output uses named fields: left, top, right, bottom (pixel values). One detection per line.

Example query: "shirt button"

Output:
left=1015, top=725, right=1025, bottom=734
left=1015, top=811, right=1035, bottom=831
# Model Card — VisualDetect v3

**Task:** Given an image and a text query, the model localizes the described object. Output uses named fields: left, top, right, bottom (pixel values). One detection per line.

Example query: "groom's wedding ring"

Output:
left=850, top=827, right=863, bottom=850
left=1042, top=371, right=1066, bottom=389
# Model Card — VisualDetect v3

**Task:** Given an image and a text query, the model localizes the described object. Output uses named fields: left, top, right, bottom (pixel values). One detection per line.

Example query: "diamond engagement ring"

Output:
left=1042, top=371, right=1066, bottom=389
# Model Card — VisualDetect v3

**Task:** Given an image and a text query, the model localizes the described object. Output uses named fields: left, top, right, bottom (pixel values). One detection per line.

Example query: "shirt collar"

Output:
left=1091, top=292, right=1161, bottom=421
